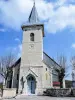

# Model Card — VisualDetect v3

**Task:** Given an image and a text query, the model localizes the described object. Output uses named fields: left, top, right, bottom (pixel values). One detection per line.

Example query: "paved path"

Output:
left=2, top=95, right=75, bottom=100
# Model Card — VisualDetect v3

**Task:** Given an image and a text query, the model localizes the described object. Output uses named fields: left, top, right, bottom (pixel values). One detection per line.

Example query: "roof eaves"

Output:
left=11, top=58, right=21, bottom=68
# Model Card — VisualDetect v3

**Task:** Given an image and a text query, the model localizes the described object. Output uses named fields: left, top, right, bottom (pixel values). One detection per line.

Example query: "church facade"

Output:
left=5, top=2, right=61, bottom=95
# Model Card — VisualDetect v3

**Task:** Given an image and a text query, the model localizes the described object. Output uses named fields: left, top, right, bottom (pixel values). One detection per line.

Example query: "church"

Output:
left=6, top=2, right=61, bottom=95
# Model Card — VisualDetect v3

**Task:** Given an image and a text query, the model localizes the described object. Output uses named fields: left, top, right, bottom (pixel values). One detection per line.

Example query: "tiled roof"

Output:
left=43, top=52, right=61, bottom=69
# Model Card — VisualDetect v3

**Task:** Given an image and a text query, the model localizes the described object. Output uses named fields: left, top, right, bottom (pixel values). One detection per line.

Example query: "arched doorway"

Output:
left=27, top=75, right=36, bottom=94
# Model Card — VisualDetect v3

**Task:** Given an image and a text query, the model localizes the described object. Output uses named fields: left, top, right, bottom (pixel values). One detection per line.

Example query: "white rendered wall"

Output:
left=21, top=27, right=43, bottom=67
left=19, top=25, right=44, bottom=95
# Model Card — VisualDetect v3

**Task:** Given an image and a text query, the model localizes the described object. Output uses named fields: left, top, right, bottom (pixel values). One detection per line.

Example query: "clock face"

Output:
left=29, top=44, right=34, bottom=49
left=31, top=44, right=34, bottom=48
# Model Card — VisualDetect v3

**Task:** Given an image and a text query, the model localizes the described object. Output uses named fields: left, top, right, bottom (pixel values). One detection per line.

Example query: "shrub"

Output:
left=43, top=88, right=75, bottom=97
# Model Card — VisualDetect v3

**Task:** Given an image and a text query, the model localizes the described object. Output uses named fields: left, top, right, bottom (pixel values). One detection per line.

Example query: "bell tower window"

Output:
left=30, top=33, right=34, bottom=41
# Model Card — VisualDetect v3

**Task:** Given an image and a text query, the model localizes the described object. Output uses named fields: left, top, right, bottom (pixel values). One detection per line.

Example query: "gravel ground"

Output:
left=1, top=95, right=75, bottom=100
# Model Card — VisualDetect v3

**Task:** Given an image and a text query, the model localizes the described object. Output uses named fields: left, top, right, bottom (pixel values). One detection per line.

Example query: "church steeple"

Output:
left=28, top=1, right=39, bottom=23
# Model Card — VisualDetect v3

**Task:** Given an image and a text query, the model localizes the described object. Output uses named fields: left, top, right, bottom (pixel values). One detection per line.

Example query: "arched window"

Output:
left=30, top=33, right=34, bottom=41
left=46, top=68, right=47, bottom=71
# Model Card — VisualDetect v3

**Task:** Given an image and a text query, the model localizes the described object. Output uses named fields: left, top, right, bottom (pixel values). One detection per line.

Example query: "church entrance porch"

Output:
left=27, top=75, right=36, bottom=95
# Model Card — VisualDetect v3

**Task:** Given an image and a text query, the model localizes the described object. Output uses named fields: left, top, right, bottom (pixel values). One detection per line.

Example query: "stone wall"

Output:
left=3, top=88, right=16, bottom=98
left=0, top=89, right=2, bottom=97
left=43, top=88, right=75, bottom=97
left=72, top=89, right=75, bottom=96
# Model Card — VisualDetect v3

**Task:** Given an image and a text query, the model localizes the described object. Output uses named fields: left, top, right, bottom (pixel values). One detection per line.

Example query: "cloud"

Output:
left=15, top=38, right=21, bottom=43
left=55, top=0, right=67, bottom=6
left=18, top=44, right=22, bottom=58
left=0, top=28, right=6, bottom=32
left=0, top=0, right=75, bottom=33
left=6, top=44, right=22, bottom=58
left=45, top=5, right=75, bottom=33
left=71, top=43, right=75, bottom=49
left=0, top=0, right=33, bottom=30
left=18, top=44, right=22, bottom=51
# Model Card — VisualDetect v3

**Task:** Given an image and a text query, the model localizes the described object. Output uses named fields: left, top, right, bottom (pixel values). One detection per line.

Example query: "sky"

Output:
left=0, top=0, right=75, bottom=80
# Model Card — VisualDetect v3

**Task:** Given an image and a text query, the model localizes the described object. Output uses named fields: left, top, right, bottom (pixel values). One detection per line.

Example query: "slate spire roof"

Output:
left=28, top=1, right=39, bottom=23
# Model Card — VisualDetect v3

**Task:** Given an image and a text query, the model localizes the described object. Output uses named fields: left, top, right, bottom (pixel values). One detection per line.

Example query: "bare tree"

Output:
left=71, top=56, right=75, bottom=70
left=70, top=56, right=75, bottom=88
left=57, top=55, right=66, bottom=68
left=56, top=55, right=67, bottom=88
left=0, top=53, right=16, bottom=84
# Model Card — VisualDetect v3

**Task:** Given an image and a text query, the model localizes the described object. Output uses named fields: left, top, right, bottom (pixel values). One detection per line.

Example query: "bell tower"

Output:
left=19, top=1, right=44, bottom=95
left=21, top=2, right=44, bottom=67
